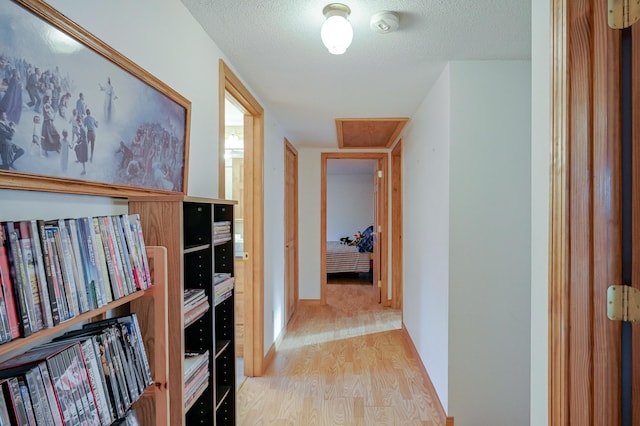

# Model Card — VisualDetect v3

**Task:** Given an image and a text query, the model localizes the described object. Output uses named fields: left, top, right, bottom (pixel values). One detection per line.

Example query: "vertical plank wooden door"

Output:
left=550, top=1, right=640, bottom=424
left=284, top=140, right=298, bottom=324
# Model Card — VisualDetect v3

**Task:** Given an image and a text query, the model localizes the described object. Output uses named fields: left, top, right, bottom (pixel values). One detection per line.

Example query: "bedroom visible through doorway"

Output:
left=321, top=152, right=389, bottom=306
left=326, top=159, right=377, bottom=287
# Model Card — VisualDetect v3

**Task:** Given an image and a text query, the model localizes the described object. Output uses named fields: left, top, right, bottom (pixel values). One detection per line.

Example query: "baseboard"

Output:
left=298, top=299, right=322, bottom=305
left=401, top=322, right=450, bottom=425
left=263, top=320, right=287, bottom=370
left=263, top=341, right=276, bottom=371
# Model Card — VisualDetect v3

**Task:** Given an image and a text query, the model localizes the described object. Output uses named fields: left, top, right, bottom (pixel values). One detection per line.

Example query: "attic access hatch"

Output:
left=336, top=118, right=408, bottom=149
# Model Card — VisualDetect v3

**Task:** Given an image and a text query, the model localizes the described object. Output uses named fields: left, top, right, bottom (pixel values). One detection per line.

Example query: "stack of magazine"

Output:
left=212, top=221, right=231, bottom=245
left=0, top=214, right=152, bottom=344
left=183, top=351, right=209, bottom=408
left=0, top=314, right=151, bottom=426
left=214, top=276, right=234, bottom=306
left=183, top=289, right=209, bottom=328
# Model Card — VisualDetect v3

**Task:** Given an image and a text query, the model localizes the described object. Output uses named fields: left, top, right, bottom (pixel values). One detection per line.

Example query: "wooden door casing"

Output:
left=219, top=60, right=265, bottom=377
left=391, top=140, right=403, bottom=310
left=373, top=171, right=380, bottom=302
left=548, top=0, right=640, bottom=424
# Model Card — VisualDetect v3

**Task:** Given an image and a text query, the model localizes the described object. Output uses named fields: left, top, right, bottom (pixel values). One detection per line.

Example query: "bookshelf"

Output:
left=0, top=243, right=169, bottom=426
left=128, top=196, right=236, bottom=426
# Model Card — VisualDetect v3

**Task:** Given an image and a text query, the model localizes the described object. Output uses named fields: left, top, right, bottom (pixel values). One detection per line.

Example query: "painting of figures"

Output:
left=0, top=0, right=190, bottom=194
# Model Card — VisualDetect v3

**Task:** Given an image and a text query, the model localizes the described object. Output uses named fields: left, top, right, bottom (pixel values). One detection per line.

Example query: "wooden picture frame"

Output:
left=0, top=0, right=191, bottom=196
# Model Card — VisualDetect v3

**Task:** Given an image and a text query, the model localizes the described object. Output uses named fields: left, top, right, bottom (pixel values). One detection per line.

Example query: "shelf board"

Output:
left=184, top=382, right=209, bottom=412
left=214, top=291, right=233, bottom=307
left=183, top=308, right=210, bottom=329
left=213, top=239, right=232, bottom=247
left=0, top=288, right=150, bottom=357
left=183, top=243, right=211, bottom=254
left=215, top=385, right=231, bottom=411
left=215, top=340, right=231, bottom=358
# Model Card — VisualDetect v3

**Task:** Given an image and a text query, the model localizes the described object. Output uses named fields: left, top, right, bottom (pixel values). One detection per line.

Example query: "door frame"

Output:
left=391, top=140, right=403, bottom=310
left=320, top=152, right=389, bottom=305
left=549, top=1, right=629, bottom=423
left=284, top=138, right=299, bottom=323
left=218, top=60, right=265, bottom=377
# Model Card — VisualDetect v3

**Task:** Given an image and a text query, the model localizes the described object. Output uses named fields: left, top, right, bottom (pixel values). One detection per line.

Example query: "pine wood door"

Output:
left=284, top=140, right=298, bottom=323
left=550, top=1, right=640, bottom=424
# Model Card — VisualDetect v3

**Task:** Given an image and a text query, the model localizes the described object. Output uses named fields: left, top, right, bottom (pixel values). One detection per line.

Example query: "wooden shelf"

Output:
left=215, top=340, right=231, bottom=358
left=131, top=246, right=169, bottom=426
left=129, top=198, right=236, bottom=425
left=0, top=245, right=168, bottom=426
left=0, top=286, right=148, bottom=357
left=184, top=382, right=209, bottom=412
left=184, top=244, right=211, bottom=254
left=215, top=385, right=231, bottom=410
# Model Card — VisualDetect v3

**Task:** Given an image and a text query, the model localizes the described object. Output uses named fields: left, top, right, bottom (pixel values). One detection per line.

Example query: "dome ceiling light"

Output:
left=321, top=3, right=353, bottom=55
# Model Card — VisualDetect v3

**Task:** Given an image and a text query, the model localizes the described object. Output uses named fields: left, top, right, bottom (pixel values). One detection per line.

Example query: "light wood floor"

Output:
left=237, top=282, right=443, bottom=425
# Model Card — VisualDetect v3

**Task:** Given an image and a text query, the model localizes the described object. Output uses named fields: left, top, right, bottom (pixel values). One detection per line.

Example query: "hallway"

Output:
left=237, top=282, right=443, bottom=425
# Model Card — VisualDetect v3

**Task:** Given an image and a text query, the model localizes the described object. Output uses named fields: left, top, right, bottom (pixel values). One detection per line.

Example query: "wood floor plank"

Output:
left=237, top=283, right=443, bottom=425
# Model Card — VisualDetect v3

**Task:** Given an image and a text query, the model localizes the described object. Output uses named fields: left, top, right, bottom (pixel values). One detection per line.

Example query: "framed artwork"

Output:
left=0, top=0, right=191, bottom=196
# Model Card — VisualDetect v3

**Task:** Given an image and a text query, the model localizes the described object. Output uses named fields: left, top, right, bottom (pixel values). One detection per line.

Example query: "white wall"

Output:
left=402, top=65, right=451, bottom=410
left=403, top=61, right=531, bottom=425
left=263, top=116, right=286, bottom=345
left=0, top=0, right=287, bottom=358
left=530, top=1, right=551, bottom=424
left=327, top=173, right=374, bottom=241
left=448, top=60, right=531, bottom=425
left=298, top=148, right=323, bottom=300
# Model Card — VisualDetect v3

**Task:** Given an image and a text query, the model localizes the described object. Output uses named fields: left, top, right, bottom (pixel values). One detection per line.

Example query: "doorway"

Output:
left=284, top=139, right=298, bottom=324
left=223, top=98, right=246, bottom=387
left=321, top=152, right=389, bottom=306
left=325, top=158, right=378, bottom=291
left=219, top=60, right=265, bottom=377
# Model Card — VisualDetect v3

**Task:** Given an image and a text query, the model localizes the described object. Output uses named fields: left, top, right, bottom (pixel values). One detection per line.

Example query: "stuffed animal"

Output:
left=339, top=236, right=353, bottom=245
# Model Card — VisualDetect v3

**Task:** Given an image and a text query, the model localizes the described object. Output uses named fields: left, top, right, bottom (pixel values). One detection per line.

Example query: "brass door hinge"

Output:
left=609, top=0, right=640, bottom=29
left=377, top=280, right=382, bottom=288
left=607, top=285, right=640, bottom=323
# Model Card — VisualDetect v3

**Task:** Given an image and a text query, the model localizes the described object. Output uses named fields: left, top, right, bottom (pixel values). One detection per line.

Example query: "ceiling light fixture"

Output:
left=321, top=3, right=353, bottom=55
left=370, top=11, right=399, bottom=34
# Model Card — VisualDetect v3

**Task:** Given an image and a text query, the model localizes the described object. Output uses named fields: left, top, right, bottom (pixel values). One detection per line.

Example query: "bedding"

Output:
left=326, top=240, right=371, bottom=274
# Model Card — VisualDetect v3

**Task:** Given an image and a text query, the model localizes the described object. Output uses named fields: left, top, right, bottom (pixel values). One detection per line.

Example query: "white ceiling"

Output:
left=181, top=0, right=531, bottom=148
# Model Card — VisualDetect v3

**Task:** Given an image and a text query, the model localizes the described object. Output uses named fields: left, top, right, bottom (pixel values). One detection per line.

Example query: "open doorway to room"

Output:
left=325, top=158, right=377, bottom=288
left=321, top=152, right=389, bottom=306
left=218, top=60, right=265, bottom=381
left=222, top=97, right=246, bottom=389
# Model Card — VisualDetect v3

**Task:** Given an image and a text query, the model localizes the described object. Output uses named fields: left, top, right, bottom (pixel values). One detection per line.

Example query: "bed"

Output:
left=326, top=225, right=374, bottom=274
left=326, top=241, right=371, bottom=273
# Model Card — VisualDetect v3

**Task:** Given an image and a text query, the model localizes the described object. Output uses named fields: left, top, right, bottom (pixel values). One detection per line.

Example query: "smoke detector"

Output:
left=370, top=11, right=399, bottom=34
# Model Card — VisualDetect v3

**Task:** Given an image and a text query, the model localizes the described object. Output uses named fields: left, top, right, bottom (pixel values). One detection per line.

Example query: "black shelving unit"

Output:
left=183, top=201, right=236, bottom=425
left=212, top=204, right=235, bottom=425
left=129, top=196, right=236, bottom=425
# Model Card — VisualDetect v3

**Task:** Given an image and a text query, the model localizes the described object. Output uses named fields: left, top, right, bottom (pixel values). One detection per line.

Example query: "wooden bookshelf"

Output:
left=0, top=244, right=168, bottom=426
left=129, top=196, right=236, bottom=426
left=130, top=245, right=169, bottom=426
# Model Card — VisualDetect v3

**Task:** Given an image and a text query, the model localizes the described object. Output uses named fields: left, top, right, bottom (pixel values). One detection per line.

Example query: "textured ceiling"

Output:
left=181, top=0, right=531, bottom=148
